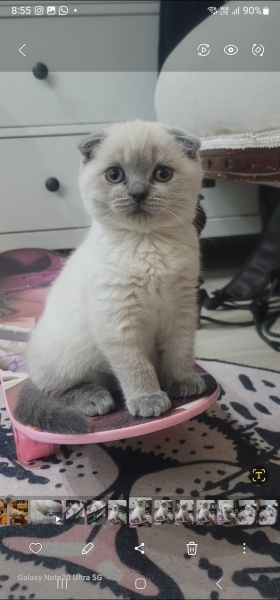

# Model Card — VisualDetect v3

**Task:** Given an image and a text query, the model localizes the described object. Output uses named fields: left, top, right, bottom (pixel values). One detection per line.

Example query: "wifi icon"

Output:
left=207, top=6, right=217, bottom=14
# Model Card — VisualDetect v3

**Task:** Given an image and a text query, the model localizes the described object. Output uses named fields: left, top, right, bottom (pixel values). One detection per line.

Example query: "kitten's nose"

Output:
left=128, top=184, right=149, bottom=203
left=130, top=191, right=148, bottom=203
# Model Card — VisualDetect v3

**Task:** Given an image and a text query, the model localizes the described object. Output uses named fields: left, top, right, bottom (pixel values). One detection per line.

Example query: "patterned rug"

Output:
left=1, top=358, right=280, bottom=599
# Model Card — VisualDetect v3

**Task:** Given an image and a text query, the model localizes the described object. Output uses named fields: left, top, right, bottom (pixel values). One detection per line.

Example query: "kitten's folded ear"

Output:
left=78, top=132, right=107, bottom=162
left=167, top=127, right=201, bottom=160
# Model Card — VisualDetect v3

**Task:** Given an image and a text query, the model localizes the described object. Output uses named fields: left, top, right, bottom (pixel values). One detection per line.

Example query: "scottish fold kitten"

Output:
left=87, top=500, right=106, bottom=513
left=238, top=504, right=256, bottom=522
left=259, top=504, right=276, bottom=522
left=30, top=500, right=63, bottom=524
left=9, top=508, right=27, bottom=524
left=15, top=120, right=205, bottom=433
left=131, top=498, right=146, bottom=522
left=176, top=501, right=190, bottom=522
left=198, top=501, right=211, bottom=521
left=218, top=500, right=235, bottom=520
left=155, top=500, right=169, bottom=520
left=108, top=504, right=120, bottom=523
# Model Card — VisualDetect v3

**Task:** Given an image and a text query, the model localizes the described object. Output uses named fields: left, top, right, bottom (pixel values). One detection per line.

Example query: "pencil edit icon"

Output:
left=82, top=542, right=94, bottom=555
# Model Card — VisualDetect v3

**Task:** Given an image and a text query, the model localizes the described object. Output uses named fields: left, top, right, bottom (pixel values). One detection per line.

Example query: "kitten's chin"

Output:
left=105, top=212, right=190, bottom=234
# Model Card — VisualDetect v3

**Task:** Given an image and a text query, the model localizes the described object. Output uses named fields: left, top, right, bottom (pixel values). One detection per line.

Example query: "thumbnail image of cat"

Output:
left=9, top=508, right=28, bottom=524
left=176, top=502, right=189, bottom=522
left=237, top=503, right=256, bottom=524
left=108, top=504, right=120, bottom=523
left=196, top=501, right=216, bottom=524
left=0, top=500, right=7, bottom=526
left=108, top=501, right=127, bottom=525
left=15, top=120, right=205, bottom=434
left=30, top=500, right=63, bottom=524
left=175, top=500, right=194, bottom=524
left=198, top=502, right=210, bottom=520
left=155, top=500, right=170, bottom=520
left=86, top=500, right=106, bottom=524
left=130, top=499, right=146, bottom=523
left=65, top=500, right=85, bottom=523
left=87, top=500, right=106, bottom=513
left=259, top=503, right=277, bottom=524
left=218, top=500, right=236, bottom=522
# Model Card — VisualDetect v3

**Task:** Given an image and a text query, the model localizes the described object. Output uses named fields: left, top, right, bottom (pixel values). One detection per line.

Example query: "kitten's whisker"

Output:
left=160, top=207, right=186, bottom=227
left=100, top=208, right=119, bottom=228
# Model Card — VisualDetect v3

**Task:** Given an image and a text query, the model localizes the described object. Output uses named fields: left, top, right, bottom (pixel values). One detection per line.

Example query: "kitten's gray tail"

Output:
left=14, top=380, right=91, bottom=434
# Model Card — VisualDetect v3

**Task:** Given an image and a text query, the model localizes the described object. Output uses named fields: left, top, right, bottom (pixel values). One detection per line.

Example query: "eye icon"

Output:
left=224, top=45, right=238, bottom=55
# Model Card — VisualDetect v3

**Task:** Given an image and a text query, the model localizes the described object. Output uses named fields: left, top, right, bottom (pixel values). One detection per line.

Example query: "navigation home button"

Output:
left=135, top=578, right=146, bottom=590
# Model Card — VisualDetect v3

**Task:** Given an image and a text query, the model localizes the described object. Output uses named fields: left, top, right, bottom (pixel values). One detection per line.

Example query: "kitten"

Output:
left=108, top=504, right=120, bottom=523
left=176, top=501, right=190, bottom=522
left=30, top=500, right=62, bottom=524
left=131, top=498, right=146, bottom=523
left=15, top=120, right=205, bottom=433
left=87, top=500, right=106, bottom=513
left=9, top=508, right=27, bottom=524
left=155, top=500, right=170, bottom=520
left=238, top=504, right=255, bottom=521
left=198, top=501, right=211, bottom=521
left=0, top=501, right=4, bottom=515
left=218, top=500, right=235, bottom=521
left=259, top=505, right=276, bottom=522
left=66, top=502, right=83, bottom=519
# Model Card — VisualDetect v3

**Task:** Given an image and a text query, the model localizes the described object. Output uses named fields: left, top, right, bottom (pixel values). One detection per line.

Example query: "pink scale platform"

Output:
left=0, top=365, right=219, bottom=465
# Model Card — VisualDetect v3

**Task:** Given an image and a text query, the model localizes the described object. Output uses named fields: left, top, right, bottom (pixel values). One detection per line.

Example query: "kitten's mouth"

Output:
left=113, top=198, right=163, bottom=220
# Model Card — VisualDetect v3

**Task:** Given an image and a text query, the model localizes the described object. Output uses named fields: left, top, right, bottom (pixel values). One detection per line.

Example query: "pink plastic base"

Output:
left=0, top=367, right=219, bottom=464
left=12, top=425, right=60, bottom=463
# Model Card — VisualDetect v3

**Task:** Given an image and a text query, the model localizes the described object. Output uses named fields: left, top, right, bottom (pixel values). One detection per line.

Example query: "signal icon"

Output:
left=207, top=7, right=217, bottom=14
left=232, top=7, right=240, bottom=14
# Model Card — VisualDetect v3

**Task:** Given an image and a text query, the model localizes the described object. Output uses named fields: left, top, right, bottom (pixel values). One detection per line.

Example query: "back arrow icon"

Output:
left=19, top=44, right=26, bottom=56
left=216, top=578, right=223, bottom=590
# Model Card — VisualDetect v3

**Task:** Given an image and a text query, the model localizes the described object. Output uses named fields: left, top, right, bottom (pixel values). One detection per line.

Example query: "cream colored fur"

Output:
left=17, top=120, right=205, bottom=432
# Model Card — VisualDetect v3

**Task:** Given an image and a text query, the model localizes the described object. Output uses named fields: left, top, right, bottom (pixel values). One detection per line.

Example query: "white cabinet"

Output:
left=0, top=1, right=160, bottom=251
left=0, top=135, right=87, bottom=232
left=201, top=180, right=261, bottom=239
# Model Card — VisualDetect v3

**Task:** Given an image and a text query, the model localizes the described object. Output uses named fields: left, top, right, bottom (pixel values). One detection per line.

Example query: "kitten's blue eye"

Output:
left=153, top=166, right=173, bottom=182
left=106, top=167, right=125, bottom=184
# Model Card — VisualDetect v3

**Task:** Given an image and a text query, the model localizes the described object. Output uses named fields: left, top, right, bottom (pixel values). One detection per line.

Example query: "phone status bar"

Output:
left=8, top=6, right=76, bottom=17
left=207, top=5, right=270, bottom=16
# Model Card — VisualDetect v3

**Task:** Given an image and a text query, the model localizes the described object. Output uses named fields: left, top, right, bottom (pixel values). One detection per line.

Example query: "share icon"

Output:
left=135, top=543, right=145, bottom=554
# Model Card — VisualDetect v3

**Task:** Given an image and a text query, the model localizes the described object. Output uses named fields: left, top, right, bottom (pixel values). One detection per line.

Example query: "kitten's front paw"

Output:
left=168, top=373, right=206, bottom=398
left=128, top=391, right=171, bottom=418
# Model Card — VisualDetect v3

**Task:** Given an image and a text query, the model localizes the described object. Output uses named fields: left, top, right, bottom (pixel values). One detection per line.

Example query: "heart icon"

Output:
left=29, top=543, right=42, bottom=554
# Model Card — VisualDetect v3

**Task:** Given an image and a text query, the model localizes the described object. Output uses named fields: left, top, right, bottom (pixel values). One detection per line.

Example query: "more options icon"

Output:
left=197, top=44, right=210, bottom=57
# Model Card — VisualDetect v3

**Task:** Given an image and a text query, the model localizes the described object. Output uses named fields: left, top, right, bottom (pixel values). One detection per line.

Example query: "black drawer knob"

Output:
left=32, top=63, right=48, bottom=79
left=45, top=177, right=60, bottom=192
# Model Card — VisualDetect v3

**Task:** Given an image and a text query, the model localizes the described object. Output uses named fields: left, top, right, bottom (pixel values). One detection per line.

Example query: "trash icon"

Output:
left=186, top=541, right=198, bottom=556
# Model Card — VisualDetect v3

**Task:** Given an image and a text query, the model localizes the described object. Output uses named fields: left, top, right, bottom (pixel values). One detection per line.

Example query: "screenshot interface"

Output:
left=0, top=1, right=279, bottom=599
